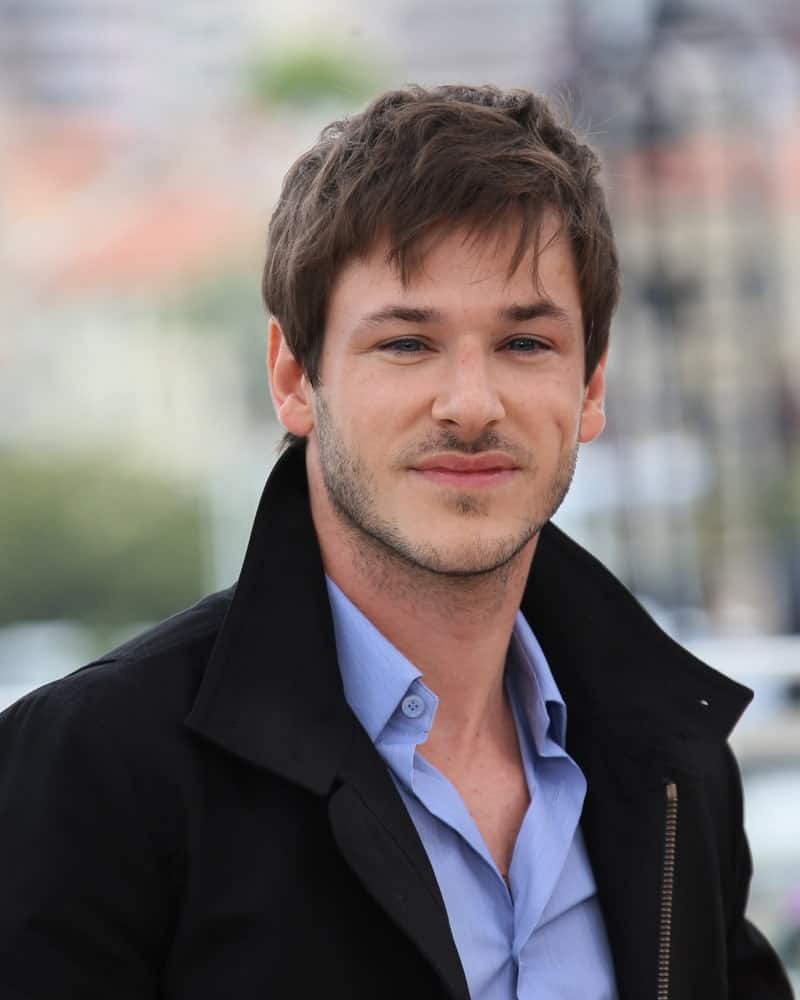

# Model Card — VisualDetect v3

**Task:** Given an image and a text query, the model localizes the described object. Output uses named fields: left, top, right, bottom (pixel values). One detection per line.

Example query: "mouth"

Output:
left=409, top=452, right=520, bottom=489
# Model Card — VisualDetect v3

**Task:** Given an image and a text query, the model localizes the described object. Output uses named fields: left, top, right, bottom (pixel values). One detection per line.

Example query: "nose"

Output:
left=430, top=345, right=506, bottom=437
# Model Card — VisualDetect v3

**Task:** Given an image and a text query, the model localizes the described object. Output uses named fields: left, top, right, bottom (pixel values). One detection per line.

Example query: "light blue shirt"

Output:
left=326, top=577, right=618, bottom=1000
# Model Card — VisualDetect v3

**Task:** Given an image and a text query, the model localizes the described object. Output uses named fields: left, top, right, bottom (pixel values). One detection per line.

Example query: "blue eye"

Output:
left=382, top=338, right=426, bottom=353
left=505, top=337, right=547, bottom=352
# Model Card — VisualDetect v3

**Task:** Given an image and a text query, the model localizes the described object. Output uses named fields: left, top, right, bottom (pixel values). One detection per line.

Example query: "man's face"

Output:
left=295, top=216, right=606, bottom=577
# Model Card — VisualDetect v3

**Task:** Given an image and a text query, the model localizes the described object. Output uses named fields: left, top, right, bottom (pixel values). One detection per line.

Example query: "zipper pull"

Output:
left=657, top=780, right=679, bottom=1000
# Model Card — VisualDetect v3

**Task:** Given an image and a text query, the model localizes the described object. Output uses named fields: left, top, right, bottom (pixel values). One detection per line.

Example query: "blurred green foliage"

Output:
left=161, top=270, right=273, bottom=423
left=247, top=41, right=380, bottom=106
left=169, top=270, right=262, bottom=335
left=0, top=450, right=211, bottom=627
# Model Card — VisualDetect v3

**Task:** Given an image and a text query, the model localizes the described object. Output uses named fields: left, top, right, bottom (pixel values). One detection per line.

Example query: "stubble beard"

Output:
left=314, top=392, right=578, bottom=580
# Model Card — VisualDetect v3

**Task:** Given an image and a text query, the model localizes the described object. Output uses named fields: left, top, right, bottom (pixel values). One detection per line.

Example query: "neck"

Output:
left=307, top=453, right=538, bottom=752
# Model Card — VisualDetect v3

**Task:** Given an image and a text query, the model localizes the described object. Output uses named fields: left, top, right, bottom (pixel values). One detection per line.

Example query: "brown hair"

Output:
left=263, top=83, right=618, bottom=393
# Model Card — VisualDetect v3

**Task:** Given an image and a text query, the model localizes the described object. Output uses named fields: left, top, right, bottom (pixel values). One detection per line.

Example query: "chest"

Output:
left=163, top=736, right=739, bottom=1000
left=436, top=754, right=530, bottom=879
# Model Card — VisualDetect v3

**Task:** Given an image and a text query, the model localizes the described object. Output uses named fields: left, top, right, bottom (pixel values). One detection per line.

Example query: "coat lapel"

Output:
left=330, top=721, right=470, bottom=1000
left=522, top=523, right=753, bottom=999
left=185, top=446, right=467, bottom=997
left=185, top=446, right=352, bottom=793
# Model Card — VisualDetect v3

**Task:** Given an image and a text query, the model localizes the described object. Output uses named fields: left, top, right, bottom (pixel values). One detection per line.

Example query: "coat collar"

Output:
left=187, top=442, right=752, bottom=788
left=522, top=524, right=752, bottom=778
left=185, top=444, right=353, bottom=795
left=185, top=443, right=754, bottom=1000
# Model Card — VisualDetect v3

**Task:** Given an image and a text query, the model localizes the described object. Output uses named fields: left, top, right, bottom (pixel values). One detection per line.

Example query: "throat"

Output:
left=419, top=692, right=530, bottom=880
left=420, top=736, right=530, bottom=881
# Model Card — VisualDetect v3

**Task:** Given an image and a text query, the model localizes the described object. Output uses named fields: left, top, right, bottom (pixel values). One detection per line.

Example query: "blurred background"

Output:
left=1, top=0, right=799, bottom=983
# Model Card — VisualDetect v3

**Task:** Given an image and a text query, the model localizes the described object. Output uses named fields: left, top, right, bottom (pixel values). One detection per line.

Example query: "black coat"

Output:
left=0, top=446, right=792, bottom=999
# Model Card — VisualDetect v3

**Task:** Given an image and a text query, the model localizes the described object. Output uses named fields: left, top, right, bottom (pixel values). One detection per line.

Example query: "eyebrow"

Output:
left=355, top=301, right=573, bottom=331
left=500, top=302, right=573, bottom=327
left=357, top=306, right=443, bottom=329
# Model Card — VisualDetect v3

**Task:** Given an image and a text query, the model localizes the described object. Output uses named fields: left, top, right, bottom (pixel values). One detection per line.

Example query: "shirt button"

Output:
left=401, top=694, right=425, bottom=719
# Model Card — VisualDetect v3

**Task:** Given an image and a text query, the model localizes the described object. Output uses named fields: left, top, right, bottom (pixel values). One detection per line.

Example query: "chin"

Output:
left=390, top=528, right=537, bottom=578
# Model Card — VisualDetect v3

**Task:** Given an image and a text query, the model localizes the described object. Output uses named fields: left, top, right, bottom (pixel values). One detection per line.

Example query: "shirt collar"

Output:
left=326, top=577, right=428, bottom=743
left=510, top=610, right=568, bottom=751
left=327, top=576, right=567, bottom=754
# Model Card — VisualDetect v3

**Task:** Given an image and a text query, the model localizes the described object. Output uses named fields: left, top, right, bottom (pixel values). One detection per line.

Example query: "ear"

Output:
left=578, top=349, right=608, bottom=444
left=267, top=317, right=315, bottom=437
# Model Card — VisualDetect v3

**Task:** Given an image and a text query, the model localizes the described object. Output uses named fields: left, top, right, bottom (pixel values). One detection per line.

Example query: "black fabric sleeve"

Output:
left=723, top=746, right=795, bottom=999
left=0, top=683, right=174, bottom=999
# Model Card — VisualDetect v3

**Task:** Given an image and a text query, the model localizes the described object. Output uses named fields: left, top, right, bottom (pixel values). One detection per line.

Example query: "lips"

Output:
left=409, top=452, right=519, bottom=489
left=411, top=452, right=518, bottom=474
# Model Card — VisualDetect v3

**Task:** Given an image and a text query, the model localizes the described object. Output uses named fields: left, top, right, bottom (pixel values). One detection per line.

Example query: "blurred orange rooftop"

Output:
left=1, top=111, right=290, bottom=298
left=3, top=109, right=800, bottom=301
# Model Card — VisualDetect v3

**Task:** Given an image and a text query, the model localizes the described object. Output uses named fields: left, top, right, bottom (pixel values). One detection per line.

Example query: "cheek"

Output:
left=335, top=405, right=387, bottom=461
left=362, top=379, right=424, bottom=431
left=518, top=381, right=585, bottom=437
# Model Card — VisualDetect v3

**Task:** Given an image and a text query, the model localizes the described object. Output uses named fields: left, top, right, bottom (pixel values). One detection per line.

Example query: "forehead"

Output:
left=327, top=213, right=581, bottom=322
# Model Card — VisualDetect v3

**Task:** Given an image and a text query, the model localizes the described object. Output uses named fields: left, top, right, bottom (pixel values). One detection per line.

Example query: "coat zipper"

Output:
left=657, top=780, right=679, bottom=1000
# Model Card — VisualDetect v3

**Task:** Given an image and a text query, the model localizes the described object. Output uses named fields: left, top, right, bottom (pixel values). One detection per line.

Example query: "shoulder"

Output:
left=0, top=586, right=241, bottom=894
left=10, top=586, right=232, bottom=708
left=0, top=587, right=234, bottom=765
left=0, top=594, right=241, bottom=994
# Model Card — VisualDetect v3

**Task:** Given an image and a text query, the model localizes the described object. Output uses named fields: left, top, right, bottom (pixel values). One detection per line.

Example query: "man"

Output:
left=0, top=85, right=791, bottom=999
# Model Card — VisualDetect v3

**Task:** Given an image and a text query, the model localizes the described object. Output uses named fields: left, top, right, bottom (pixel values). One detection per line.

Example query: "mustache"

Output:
left=397, top=430, right=531, bottom=463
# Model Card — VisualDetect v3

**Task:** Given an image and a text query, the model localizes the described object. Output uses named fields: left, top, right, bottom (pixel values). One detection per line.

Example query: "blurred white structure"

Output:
left=0, top=0, right=250, bottom=127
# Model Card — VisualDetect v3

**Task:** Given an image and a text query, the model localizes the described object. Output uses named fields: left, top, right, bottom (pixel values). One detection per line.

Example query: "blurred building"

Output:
left=592, top=125, right=800, bottom=632
left=564, top=0, right=800, bottom=633
left=376, top=0, right=570, bottom=94
left=0, top=0, right=251, bottom=127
